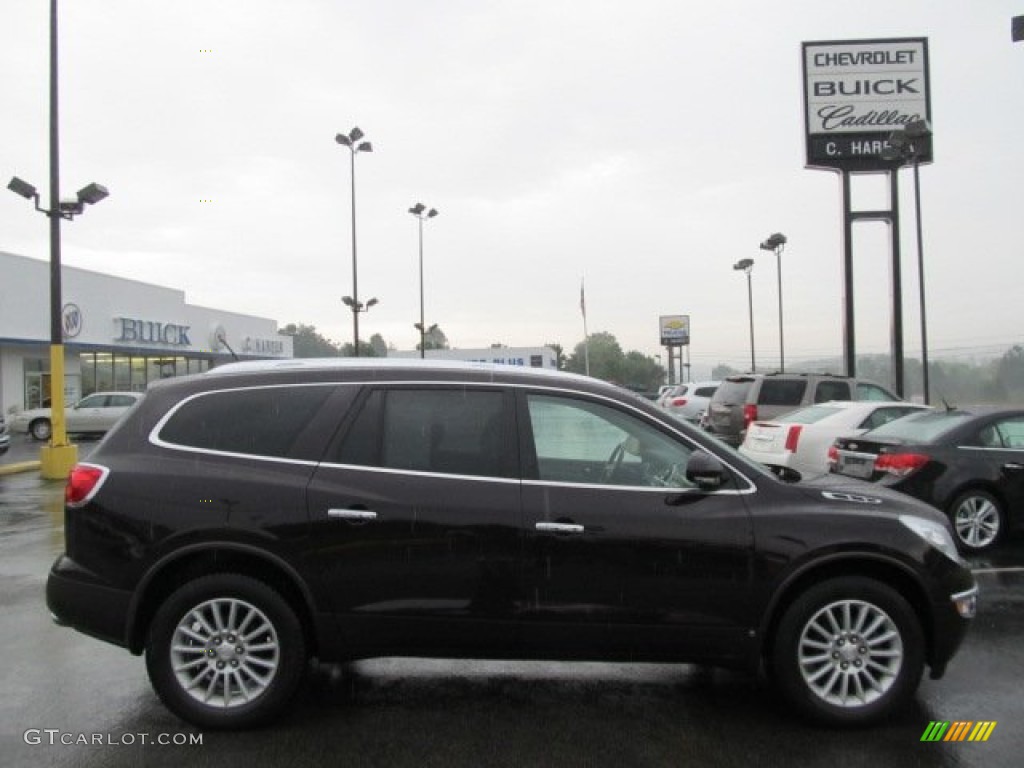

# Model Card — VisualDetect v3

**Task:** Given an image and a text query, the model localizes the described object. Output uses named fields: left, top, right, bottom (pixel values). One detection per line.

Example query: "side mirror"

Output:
left=685, top=450, right=726, bottom=490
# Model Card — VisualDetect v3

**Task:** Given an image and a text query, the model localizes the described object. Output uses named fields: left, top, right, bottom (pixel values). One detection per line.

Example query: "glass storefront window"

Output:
left=95, top=354, right=114, bottom=391
left=80, top=354, right=96, bottom=396
left=113, top=356, right=131, bottom=391
left=131, top=358, right=147, bottom=392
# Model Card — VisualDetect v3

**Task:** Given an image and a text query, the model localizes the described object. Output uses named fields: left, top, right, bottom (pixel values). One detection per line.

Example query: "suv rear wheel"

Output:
left=772, top=577, right=923, bottom=725
left=145, top=573, right=307, bottom=729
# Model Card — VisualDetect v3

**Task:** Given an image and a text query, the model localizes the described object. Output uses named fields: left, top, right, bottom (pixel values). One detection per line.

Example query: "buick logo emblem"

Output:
left=62, top=303, right=83, bottom=339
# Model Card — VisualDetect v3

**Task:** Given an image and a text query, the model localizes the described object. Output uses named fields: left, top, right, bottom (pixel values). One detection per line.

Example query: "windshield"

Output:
left=865, top=410, right=974, bottom=442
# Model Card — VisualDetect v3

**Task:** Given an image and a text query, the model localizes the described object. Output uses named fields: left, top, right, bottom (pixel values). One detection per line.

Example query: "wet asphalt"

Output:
left=1, top=435, right=1023, bottom=767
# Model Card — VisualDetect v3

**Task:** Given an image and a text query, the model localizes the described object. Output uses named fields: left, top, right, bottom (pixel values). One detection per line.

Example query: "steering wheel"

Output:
left=601, top=441, right=626, bottom=483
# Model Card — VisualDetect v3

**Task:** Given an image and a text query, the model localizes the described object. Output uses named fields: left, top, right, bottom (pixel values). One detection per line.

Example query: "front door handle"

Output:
left=327, top=508, right=378, bottom=521
left=1003, top=462, right=1023, bottom=472
left=535, top=521, right=584, bottom=534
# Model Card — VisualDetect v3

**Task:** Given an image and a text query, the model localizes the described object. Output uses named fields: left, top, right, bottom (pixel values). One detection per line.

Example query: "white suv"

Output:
left=660, top=381, right=719, bottom=424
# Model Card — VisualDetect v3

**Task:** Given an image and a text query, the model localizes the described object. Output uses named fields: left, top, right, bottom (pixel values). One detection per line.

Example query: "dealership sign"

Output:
left=803, top=38, right=931, bottom=171
left=659, top=315, right=690, bottom=347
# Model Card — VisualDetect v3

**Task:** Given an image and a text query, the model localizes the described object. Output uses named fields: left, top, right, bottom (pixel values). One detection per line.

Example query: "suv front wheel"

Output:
left=145, top=573, right=307, bottom=729
left=771, top=577, right=924, bottom=725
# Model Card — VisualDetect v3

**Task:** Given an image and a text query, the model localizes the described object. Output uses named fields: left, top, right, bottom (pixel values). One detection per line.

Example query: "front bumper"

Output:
left=46, top=555, right=132, bottom=649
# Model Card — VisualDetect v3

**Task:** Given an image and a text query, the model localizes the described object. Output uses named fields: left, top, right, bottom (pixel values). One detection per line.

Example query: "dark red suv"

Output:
left=48, top=360, right=975, bottom=729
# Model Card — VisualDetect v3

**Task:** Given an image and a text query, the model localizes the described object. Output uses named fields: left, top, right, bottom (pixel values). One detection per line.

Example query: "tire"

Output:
left=948, top=489, right=1003, bottom=553
left=145, top=573, right=307, bottom=729
left=30, top=418, right=52, bottom=441
left=772, top=577, right=924, bottom=726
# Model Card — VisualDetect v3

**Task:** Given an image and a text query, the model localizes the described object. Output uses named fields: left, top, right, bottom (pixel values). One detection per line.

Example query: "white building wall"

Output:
left=0, top=251, right=292, bottom=415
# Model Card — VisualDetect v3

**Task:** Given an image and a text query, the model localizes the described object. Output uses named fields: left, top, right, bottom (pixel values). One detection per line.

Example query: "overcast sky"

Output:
left=2, top=1, right=1022, bottom=377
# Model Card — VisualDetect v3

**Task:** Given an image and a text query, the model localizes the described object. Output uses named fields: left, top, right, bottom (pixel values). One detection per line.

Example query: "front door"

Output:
left=516, top=390, right=755, bottom=663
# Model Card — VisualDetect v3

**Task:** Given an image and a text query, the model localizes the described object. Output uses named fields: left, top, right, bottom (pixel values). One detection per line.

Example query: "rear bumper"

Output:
left=46, top=555, right=132, bottom=649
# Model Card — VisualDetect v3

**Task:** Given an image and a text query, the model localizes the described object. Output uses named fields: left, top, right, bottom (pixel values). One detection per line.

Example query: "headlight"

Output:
left=899, top=515, right=961, bottom=562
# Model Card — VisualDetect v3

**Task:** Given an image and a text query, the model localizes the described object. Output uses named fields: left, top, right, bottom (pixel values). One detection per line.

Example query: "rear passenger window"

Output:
left=815, top=381, right=851, bottom=403
left=757, top=380, right=806, bottom=406
left=158, top=385, right=336, bottom=459
left=338, top=388, right=511, bottom=478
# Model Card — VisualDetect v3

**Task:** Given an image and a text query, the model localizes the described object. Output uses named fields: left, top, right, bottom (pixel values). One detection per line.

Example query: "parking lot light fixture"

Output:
left=733, top=258, right=756, bottom=372
left=760, top=232, right=787, bottom=372
left=409, top=202, right=440, bottom=358
left=335, top=126, right=373, bottom=356
left=883, top=120, right=932, bottom=404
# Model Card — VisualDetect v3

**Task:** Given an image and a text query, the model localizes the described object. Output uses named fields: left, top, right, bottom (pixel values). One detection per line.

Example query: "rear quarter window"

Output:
left=157, top=385, right=338, bottom=459
left=757, top=380, right=806, bottom=406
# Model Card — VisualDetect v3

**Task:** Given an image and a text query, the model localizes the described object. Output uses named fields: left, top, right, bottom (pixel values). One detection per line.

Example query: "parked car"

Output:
left=829, top=408, right=1024, bottom=553
left=10, top=391, right=143, bottom=441
left=0, top=413, right=10, bottom=456
left=740, top=400, right=931, bottom=479
left=47, top=359, right=975, bottom=729
left=705, top=372, right=900, bottom=446
left=660, top=380, right=719, bottom=423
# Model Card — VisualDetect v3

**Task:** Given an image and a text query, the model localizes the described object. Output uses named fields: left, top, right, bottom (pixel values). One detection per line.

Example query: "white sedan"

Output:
left=10, top=391, right=144, bottom=441
left=739, top=400, right=930, bottom=478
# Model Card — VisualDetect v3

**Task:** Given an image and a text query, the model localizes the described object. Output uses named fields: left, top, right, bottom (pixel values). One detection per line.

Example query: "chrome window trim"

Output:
left=521, top=478, right=754, bottom=495
left=958, top=445, right=1024, bottom=453
left=147, top=378, right=759, bottom=492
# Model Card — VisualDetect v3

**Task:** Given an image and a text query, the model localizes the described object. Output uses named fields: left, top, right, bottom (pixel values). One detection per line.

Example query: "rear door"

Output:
left=306, top=384, right=522, bottom=655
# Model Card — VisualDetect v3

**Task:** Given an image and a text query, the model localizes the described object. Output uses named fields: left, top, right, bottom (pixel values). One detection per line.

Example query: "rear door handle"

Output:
left=328, top=508, right=378, bottom=521
left=1003, top=462, right=1023, bottom=472
left=535, top=521, right=584, bottom=534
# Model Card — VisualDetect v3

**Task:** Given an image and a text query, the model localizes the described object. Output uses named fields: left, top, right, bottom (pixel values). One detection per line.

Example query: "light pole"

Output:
left=759, top=232, right=787, bottom=372
left=733, top=258, right=756, bottom=372
left=409, top=202, right=439, bottom=358
left=7, top=0, right=109, bottom=479
left=883, top=119, right=932, bottom=404
left=340, top=296, right=378, bottom=355
left=335, top=126, right=373, bottom=356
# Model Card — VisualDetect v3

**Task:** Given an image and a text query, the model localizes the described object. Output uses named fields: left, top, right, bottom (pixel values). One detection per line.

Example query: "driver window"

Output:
left=526, top=394, right=694, bottom=488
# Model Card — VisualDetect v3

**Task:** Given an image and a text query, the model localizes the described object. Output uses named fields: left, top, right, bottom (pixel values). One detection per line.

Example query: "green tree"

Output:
left=279, top=323, right=339, bottom=358
left=564, top=332, right=664, bottom=392
left=417, top=324, right=449, bottom=351
left=340, top=340, right=380, bottom=357
left=545, top=342, right=566, bottom=370
left=369, top=333, right=388, bottom=357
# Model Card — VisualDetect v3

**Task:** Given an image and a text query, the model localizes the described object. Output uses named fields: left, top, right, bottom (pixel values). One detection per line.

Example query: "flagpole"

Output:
left=581, top=278, right=590, bottom=376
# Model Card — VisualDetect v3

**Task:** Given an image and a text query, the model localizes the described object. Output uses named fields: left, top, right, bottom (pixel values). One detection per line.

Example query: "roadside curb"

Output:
left=0, top=461, right=42, bottom=476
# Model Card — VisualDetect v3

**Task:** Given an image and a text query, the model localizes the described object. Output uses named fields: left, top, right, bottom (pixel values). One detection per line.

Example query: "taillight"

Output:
left=874, top=452, right=929, bottom=477
left=827, top=444, right=839, bottom=469
left=784, top=425, right=803, bottom=453
left=743, top=404, right=758, bottom=428
left=670, top=397, right=689, bottom=407
left=65, top=463, right=109, bottom=507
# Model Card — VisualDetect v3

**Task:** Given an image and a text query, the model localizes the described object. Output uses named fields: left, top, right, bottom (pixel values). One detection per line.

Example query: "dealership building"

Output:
left=0, top=250, right=292, bottom=416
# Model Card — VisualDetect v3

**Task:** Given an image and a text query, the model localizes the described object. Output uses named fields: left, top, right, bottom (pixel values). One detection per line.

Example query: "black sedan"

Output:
left=829, top=408, right=1024, bottom=552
